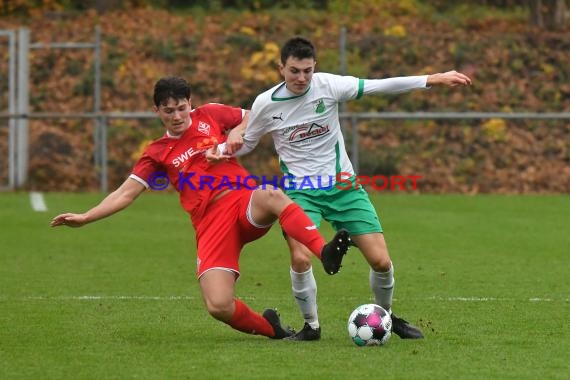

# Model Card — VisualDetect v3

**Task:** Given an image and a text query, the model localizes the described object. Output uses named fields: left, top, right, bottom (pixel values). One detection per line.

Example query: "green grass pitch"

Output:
left=1, top=192, right=569, bottom=379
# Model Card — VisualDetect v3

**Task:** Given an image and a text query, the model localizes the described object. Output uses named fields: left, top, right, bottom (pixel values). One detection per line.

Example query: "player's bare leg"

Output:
left=249, top=188, right=350, bottom=274
left=199, top=269, right=293, bottom=338
left=199, top=269, right=236, bottom=322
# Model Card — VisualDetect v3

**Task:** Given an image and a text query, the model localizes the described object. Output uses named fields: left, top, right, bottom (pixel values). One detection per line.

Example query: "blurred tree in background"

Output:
left=528, top=0, right=567, bottom=29
left=1, top=0, right=568, bottom=29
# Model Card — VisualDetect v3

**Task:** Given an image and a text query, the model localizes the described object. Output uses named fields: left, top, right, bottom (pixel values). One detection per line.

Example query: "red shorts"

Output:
left=194, top=189, right=272, bottom=278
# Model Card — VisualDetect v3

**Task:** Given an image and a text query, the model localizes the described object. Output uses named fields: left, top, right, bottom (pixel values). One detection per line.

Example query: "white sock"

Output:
left=369, top=262, right=394, bottom=313
left=290, top=266, right=319, bottom=328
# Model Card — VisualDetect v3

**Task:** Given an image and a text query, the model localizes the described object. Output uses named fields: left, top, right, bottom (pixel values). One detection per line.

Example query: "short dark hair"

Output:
left=153, top=76, right=191, bottom=107
left=280, top=37, right=316, bottom=64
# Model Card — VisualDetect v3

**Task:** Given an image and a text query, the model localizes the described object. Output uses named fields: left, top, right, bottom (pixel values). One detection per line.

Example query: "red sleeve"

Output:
left=201, top=103, right=244, bottom=132
left=130, top=146, right=162, bottom=188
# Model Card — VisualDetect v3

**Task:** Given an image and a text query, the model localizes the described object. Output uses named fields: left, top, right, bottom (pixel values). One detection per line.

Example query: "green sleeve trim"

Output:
left=356, top=79, right=364, bottom=99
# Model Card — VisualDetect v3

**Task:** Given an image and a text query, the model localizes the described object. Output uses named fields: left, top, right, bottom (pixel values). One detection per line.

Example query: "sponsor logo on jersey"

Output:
left=172, top=147, right=201, bottom=167
left=288, top=123, right=330, bottom=144
left=272, top=113, right=284, bottom=121
left=197, top=121, right=211, bottom=135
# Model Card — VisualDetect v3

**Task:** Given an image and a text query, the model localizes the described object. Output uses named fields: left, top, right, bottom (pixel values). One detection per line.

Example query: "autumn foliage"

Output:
left=0, top=2, right=568, bottom=193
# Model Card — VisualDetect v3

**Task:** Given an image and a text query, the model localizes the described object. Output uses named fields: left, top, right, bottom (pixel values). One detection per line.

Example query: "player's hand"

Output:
left=50, top=213, right=88, bottom=228
left=427, top=70, right=472, bottom=87
left=205, top=142, right=231, bottom=164
left=225, top=128, right=244, bottom=155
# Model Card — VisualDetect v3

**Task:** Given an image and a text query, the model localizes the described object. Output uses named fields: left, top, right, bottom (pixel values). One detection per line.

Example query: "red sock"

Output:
left=279, top=203, right=325, bottom=259
left=228, top=299, right=275, bottom=337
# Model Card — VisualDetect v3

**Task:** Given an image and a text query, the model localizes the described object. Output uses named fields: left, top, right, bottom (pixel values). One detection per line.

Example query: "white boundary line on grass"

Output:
left=29, top=191, right=48, bottom=212
left=427, top=296, right=566, bottom=302
left=0, top=295, right=568, bottom=302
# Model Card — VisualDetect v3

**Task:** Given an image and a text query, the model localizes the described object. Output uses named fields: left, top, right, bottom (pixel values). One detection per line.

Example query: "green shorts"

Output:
left=285, top=185, right=383, bottom=235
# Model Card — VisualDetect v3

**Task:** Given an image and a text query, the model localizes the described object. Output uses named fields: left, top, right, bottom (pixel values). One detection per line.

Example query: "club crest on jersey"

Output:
left=314, top=99, right=326, bottom=114
left=197, top=121, right=211, bottom=135
left=288, top=123, right=330, bottom=144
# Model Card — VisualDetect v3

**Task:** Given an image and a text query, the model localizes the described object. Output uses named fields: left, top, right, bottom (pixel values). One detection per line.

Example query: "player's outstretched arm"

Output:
left=426, top=70, right=472, bottom=87
left=50, top=178, right=146, bottom=228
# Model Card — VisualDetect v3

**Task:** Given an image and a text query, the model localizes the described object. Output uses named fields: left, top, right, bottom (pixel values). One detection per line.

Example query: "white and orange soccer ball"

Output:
left=347, top=304, right=392, bottom=346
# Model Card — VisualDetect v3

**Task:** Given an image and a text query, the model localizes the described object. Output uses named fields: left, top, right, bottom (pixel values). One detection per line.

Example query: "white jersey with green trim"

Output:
left=240, top=72, right=428, bottom=185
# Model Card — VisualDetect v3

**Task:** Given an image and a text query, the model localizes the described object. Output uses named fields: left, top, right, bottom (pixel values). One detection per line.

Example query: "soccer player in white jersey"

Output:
left=220, top=37, right=472, bottom=340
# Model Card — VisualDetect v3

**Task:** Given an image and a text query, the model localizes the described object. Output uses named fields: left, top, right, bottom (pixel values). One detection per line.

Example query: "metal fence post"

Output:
left=94, top=26, right=106, bottom=192
left=1, top=30, right=18, bottom=190
left=16, top=27, right=30, bottom=188
left=100, top=116, right=108, bottom=193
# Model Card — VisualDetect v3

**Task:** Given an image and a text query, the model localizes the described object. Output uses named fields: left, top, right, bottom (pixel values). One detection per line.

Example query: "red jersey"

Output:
left=130, top=103, right=252, bottom=224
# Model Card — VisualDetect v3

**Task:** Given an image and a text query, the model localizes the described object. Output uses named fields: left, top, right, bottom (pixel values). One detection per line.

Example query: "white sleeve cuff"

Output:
left=217, top=142, right=228, bottom=155
left=128, top=174, right=149, bottom=188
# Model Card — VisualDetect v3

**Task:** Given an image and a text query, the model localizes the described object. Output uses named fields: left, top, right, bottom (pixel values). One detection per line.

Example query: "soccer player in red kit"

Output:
left=51, top=76, right=350, bottom=339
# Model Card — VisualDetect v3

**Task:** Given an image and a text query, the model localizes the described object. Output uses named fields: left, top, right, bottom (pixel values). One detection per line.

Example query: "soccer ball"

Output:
left=347, top=304, right=392, bottom=346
